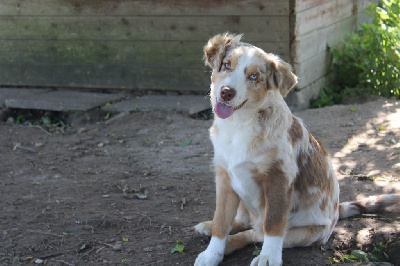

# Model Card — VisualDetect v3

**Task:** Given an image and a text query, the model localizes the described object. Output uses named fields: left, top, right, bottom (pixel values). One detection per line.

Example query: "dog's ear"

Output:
left=270, top=58, right=298, bottom=97
left=204, top=33, right=242, bottom=70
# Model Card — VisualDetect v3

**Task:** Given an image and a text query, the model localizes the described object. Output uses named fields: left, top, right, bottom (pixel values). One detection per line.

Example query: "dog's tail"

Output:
left=339, top=194, right=400, bottom=219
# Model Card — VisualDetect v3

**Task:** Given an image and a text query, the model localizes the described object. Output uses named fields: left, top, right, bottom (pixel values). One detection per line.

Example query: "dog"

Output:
left=194, top=33, right=400, bottom=266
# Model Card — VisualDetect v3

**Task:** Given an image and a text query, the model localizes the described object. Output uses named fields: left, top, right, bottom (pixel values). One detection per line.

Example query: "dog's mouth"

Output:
left=215, top=99, right=247, bottom=119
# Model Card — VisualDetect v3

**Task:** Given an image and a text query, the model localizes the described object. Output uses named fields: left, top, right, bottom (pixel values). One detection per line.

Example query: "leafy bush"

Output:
left=328, top=242, right=388, bottom=263
left=310, top=85, right=355, bottom=108
left=311, top=0, right=400, bottom=108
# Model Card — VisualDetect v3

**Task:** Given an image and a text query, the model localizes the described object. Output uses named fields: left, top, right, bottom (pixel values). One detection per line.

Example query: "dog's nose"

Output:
left=220, top=86, right=236, bottom=102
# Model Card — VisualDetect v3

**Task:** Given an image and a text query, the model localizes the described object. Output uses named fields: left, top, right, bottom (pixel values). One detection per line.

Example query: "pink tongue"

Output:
left=215, top=101, right=234, bottom=119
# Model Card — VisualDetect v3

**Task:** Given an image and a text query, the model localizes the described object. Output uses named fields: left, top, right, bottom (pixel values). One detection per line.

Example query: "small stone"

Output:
left=35, top=142, right=45, bottom=148
left=34, top=259, right=44, bottom=264
left=102, top=194, right=110, bottom=198
left=97, top=143, right=104, bottom=147
left=112, top=243, right=122, bottom=251
left=118, top=140, right=124, bottom=144
left=77, top=127, right=86, bottom=134
left=143, top=247, right=154, bottom=252
left=6, top=117, right=14, bottom=124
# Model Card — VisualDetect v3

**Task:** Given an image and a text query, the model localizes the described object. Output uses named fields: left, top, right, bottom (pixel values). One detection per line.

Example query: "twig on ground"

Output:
left=32, top=125, right=52, bottom=135
left=360, top=158, right=373, bottom=167
left=13, top=142, right=36, bottom=153
left=96, top=246, right=105, bottom=253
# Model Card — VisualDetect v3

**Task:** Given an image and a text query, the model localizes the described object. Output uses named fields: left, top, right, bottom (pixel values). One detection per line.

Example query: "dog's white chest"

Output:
left=211, top=122, right=262, bottom=215
left=230, top=164, right=261, bottom=215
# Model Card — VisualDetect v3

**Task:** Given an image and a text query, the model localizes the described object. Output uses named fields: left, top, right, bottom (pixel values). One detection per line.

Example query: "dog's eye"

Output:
left=224, top=62, right=231, bottom=70
left=249, top=74, right=258, bottom=80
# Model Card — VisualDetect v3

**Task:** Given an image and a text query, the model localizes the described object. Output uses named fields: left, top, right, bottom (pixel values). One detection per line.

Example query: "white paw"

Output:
left=250, top=255, right=282, bottom=266
left=194, top=250, right=223, bottom=266
left=194, top=221, right=212, bottom=236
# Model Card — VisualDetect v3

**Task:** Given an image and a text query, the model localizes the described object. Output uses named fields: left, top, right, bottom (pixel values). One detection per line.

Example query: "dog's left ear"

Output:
left=204, top=33, right=242, bottom=70
left=271, top=59, right=298, bottom=97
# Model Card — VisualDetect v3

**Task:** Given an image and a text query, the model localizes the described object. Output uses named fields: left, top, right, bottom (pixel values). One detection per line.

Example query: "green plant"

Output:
left=334, top=0, right=400, bottom=98
left=328, top=242, right=387, bottom=263
left=310, top=85, right=358, bottom=108
left=313, top=0, right=400, bottom=108
left=170, top=240, right=185, bottom=254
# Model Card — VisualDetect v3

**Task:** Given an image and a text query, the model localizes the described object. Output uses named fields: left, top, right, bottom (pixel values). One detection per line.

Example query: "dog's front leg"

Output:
left=251, top=167, right=293, bottom=266
left=195, top=166, right=240, bottom=266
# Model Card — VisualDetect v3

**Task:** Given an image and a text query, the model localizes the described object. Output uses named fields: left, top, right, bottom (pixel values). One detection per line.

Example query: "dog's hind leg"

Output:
left=230, top=201, right=252, bottom=234
left=225, top=229, right=263, bottom=255
left=283, top=225, right=331, bottom=248
left=194, top=221, right=213, bottom=236
left=195, top=201, right=251, bottom=236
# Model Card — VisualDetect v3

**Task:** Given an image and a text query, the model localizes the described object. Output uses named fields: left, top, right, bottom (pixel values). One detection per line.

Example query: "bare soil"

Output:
left=1, top=95, right=400, bottom=266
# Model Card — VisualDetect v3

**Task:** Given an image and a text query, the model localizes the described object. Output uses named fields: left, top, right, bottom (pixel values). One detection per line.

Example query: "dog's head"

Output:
left=204, top=33, right=298, bottom=119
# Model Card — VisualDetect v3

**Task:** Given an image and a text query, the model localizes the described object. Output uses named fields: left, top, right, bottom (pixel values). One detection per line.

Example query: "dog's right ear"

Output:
left=204, top=33, right=242, bottom=70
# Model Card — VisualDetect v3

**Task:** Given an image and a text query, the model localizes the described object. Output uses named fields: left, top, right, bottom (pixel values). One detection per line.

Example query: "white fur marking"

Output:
left=194, top=237, right=226, bottom=266
left=251, top=235, right=283, bottom=266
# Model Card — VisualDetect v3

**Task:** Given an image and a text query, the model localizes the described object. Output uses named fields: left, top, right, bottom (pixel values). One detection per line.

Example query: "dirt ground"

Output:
left=1, top=95, right=400, bottom=266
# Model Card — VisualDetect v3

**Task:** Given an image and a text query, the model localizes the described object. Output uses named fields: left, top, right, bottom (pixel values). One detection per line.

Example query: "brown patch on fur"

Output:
left=308, top=131, right=329, bottom=156
left=204, top=33, right=242, bottom=70
left=286, top=225, right=326, bottom=247
left=212, top=166, right=240, bottom=239
left=258, top=160, right=293, bottom=237
left=247, top=110, right=276, bottom=153
left=225, top=230, right=263, bottom=255
left=245, top=65, right=261, bottom=77
left=230, top=221, right=250, bottom=235
left=258, top=107, right=273, bottom=123
left=352, top=202, right=368, bottom=214
left=248, top=82, right=268, bottom=106
left=230, top=201, right=251, bottom=234
left=264, top=54, right=298, bottom=96
left=288, top=117, right=303, bottom=146
left=330, top=214, right=337, bottom=232
left=294, top=131, right=333, bottom=211
left=250, top=147, right=279, bottom=174
left=304, top=225, right=325, bottom=235
left=245, top=63, right=269, bottom=106
left=320, top=196, right=328, bottom=212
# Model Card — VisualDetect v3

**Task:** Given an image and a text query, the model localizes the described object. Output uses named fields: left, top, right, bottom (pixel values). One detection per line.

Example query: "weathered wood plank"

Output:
left=0, top=40, right=290, bottom=66
left=0, top=0, right=289, bottom=16
left=293, top=51, right=333, bottom=88
left=0, top=63, right=212, bottom=91
left=295, top=0, right=333, bottom=13
left=0, top=16, right=289, bottom=42
left=295, top=0, right=358, bottom=36
left=292, top=16, right=357, bottom=63
left=285, top=73, right=334, bottom=111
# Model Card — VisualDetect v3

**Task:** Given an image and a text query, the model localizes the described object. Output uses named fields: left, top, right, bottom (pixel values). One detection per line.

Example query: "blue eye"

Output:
left=224, top=63, right=231, bottom=69
left=249, top=74, right=257, bottom=80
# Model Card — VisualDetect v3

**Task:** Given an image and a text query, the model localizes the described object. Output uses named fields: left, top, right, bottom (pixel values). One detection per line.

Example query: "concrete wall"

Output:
left=0, top=0, right=289, bottom=91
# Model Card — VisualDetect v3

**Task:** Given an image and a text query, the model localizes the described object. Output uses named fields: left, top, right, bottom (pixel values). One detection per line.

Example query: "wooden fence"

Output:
left=0, top=0, right=379, bottom=107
